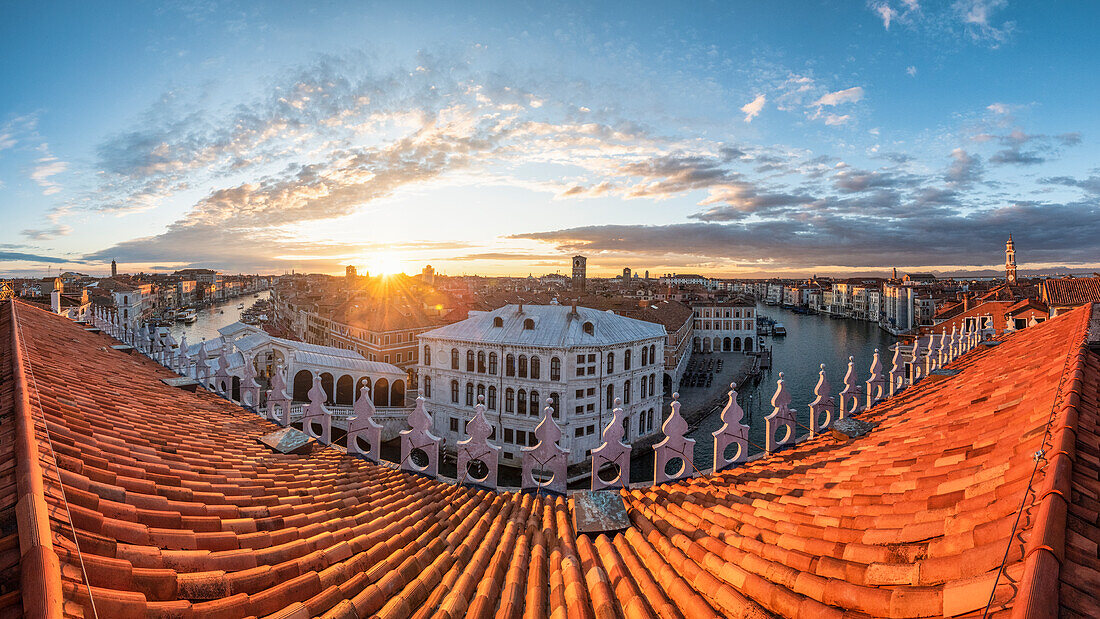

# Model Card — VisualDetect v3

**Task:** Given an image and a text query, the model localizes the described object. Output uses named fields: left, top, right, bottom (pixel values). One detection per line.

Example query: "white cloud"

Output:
left=813, top=86, right=864, bottom=107
left=824, top=114, right=851, bottom=126
left=30, top=155, right=68, bottom=195
left=954, top=0, right=1014, bottom=45
left=987, top=102, right=1010, bottom=115
left=906, top=66, right=917, bottom=77
left=740, top=94, right=766, bottom=123
left=874, top=3, right=898, bottom=29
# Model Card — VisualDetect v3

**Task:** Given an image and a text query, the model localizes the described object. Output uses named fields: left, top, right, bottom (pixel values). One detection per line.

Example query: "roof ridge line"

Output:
left=1002, top=302, right=1093, bottom=617
left=7, top=299, right=64, bottom=617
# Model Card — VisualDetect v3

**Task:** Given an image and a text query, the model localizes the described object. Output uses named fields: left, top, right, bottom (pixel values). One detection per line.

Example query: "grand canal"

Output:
left=167, top=290, right=273, bottom=343
left=683, top=302, right=896, bottom=473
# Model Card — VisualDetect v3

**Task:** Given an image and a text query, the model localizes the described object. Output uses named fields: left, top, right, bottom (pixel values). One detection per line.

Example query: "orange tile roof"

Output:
left=3, top=298, right=1099, bottom=617
left=1041, top=277, right=1100, bottom=308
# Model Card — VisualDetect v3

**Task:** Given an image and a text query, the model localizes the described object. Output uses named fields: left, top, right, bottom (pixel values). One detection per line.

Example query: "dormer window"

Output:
left=523, top=318, right=535, bottom=330
left=582, top=321, right=594, bottom=335
left=493, top=316, right=504, bottom=327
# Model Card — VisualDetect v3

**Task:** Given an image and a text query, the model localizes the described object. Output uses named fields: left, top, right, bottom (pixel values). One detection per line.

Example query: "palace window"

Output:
left=550, top=357, right=560, bottom=380
left=530, top=356, right=540, bottom=379
left=424, top=345, right=431, bottom=365
left=517, top=389, right=527, bottom=415
left=465, top=382, right=474, bottom=406
left=450, top=348, right=459, bottom=370
left=488, top=352, right=498, bottom=375
left=466, top=350, right=474, bottom=372
left=450, top=380, right=459, bottom=404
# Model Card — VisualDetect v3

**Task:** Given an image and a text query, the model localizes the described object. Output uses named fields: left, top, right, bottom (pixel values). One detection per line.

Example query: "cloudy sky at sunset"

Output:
left=2, top=1, right=1099, bottom=278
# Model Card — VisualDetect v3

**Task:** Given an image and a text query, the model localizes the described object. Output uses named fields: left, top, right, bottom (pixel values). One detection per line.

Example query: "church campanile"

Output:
left=1005, top=235, right=1017, bottom=284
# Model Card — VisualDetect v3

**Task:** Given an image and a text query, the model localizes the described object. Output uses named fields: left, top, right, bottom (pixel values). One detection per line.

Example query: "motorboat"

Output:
left=773, top=323, right=787, bottom=336
left=181, top=309, right=198, bottom=323
left=237, top=303, right=245, bottom=310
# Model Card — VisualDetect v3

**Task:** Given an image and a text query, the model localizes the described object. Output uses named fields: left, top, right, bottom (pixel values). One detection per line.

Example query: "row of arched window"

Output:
left=604, top=373, right=659, bottom=408
left=605, top=344, right=659, bottom=374
left=446, top=379, right=561, bottom=417
left=434, top=346, right=563, bottom=381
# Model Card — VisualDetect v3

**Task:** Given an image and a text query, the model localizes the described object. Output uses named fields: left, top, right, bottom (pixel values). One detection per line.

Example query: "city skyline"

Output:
left=3, top=1, right=1100, bottom=278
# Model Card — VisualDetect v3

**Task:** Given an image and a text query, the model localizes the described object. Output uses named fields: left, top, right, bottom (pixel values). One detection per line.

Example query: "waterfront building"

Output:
left=690, top=299, right=758, bottom=352
left=417, top=304, right=665, bottom=464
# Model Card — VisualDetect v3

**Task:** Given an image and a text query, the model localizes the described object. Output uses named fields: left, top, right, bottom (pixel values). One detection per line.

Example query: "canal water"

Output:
left=682, top=302, right=896, bottom=474
left=167, top=291, right=273, bottom=344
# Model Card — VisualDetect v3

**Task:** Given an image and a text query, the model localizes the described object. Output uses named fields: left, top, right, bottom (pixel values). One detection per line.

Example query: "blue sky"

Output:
left=2, top=0, right=1099, bottom=277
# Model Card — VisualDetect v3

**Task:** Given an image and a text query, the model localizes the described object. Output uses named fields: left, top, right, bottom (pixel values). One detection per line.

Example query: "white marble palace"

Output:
left=417, top=304, right=666, bottom=465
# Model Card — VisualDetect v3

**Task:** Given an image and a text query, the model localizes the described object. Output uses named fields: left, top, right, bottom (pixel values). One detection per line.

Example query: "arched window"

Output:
left=624, top=349, right=632, bottom=370
left=641, top=377, right=647, bottom=399
left=530, top=390, right=539, bottom=415
left=477, top=351, right=486, bottom=373
left=466, top=350, right=474, bottom=372
left=550, top=357, right=561, bottom=381
left=517, top=389, right=527, bottom=414
left=506, top=354, right=515, bottom=377
left=423, top=376, right=431, bottom=398
left=649, top=344, right=656, bottom=365
left=641, top=346, right=648, bottom=366
left=606, top=384, right=614, bottom=409
left=550, top=392, right=560, bottom=418
left=477, top=383, right=485, bottom=402
left=488, top=386, right=497, bottom=410
left=488, top=352, right=498, bottom=375
left=650, top=374, right=656, bottom=395
left=624, top=380, right=631, bottom=404
left=518, top=355, right=527, bottom=378
left=451, top=348, right=459, bottom=370
left=583, top=321, right=594, bottom=335
left=451, top=380, right=459, bottom=403
left=505, top=388, right=515, bottom=412
left=607, top=352, right=615, bottom=374
left=530, top=356, right=540, bottom=379
left=424, top=345, right=431, bottom=366
left=465, top=382, right=474, bottom=406
left=493, top=316, right=504, bottom=327
left=523, top=318, right=535, bottom=330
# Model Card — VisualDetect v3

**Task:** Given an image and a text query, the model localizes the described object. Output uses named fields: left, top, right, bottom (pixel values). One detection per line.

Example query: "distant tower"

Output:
left=422, top=264, right=435, bottom=285
left=622, top=267, right=631, bottom=280
left=1005, top=235, right=1017, bottom=284
left=572, top=256, right=587, bottom=293
left=346, top=265, right=357, bottom=281
left=644, top=270, right=649, bottom=279
left=111, top=260, right=117, bottom=278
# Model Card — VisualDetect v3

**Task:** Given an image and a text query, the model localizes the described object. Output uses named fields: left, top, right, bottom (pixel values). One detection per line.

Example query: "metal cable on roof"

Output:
left=982, top=326, right=1086, bottom=617
left=12, top=302, right=99, bottom=619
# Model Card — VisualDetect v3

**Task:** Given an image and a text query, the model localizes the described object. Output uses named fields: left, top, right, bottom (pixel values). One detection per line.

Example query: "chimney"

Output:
left=963, top=295, right=970, bottom=312
left=50, top=287, right=61, bottom=314
left=571, top=298, right=578, bottom=317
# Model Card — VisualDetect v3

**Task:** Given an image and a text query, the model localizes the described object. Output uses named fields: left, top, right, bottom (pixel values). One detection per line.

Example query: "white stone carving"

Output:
left=865, top=348, right=886, bottom=408
left=809, top=365, right=835, bottom=438
left=592, top=397, right=632, bottom=490
left=654, top=393, right=695, bottom=484
left=522, top=398, right=569, bottom=495
left=765, top=373, right=796, bottom=453
left=838, top=356, right=861, bottom=418
left=712, top=383, right=749, bottom=471
left=301, top=376, right=332, bottom=445
left=266, top=364, right=293, bottom=426
left=400, top=396, right=441, bottom=478
left=347, top=385, right=383, bottom=463
left=457, top=396, right=500, bottom=488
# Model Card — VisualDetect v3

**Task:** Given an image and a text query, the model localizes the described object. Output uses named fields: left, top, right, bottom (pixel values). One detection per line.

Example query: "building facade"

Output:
left=417, top=304, right=665, bottom=465
left=690, top=301, right=758, bottom=352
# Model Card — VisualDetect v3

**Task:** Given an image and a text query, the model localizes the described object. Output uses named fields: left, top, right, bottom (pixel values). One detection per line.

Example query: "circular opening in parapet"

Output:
left=465, top=459, right=489, bottom=483
left=597, top=462, right=621, bottom=484
left=723, top=442, right=742, bottom=463
left=775, top=425, right=792, bottom=445
left=309, top=421, right=324, bottom=438
left=531, top=468, right=555, bottom=485
left=355, top=435, right=372, bottom=454
left=664, top=457, right=686, bottom=479
left=409, top=448, right=429, bottom=470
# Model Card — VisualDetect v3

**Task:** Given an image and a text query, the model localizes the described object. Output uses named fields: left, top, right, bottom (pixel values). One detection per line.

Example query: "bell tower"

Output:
left=572, top=255, right=587, bottom=293
left=1005, top=235, right=1017, bottom=285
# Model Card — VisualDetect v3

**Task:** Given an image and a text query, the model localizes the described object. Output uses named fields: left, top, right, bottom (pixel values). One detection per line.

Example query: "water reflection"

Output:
left=167, top=291, right=273, bottom=343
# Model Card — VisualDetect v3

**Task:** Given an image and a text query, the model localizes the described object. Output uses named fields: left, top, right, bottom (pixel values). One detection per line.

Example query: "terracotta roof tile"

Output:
left=4, top=298, right=1100, bottom=617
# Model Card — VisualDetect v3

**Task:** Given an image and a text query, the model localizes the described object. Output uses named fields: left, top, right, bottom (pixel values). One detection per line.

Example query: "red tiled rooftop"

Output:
left=3, top=298, right=1098, bottom=617
left=1041, top=277, right=1100, bottom=308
